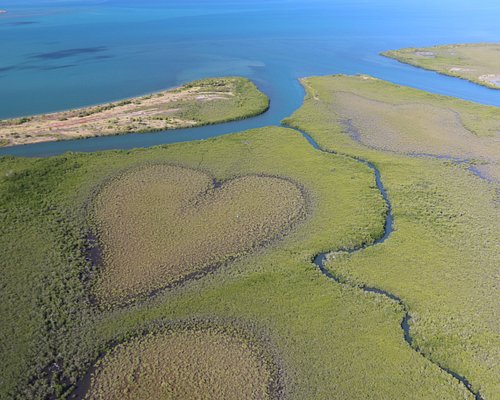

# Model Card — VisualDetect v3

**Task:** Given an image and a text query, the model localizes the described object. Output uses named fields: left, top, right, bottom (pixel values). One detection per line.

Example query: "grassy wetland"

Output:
left=91, top=165, right=307, bottom=306
left=383, top=43, right=500, bottom=89
left=0, top=77, right=269, bottom=147
left=283, top=74, right=499, bottom=399
left=82, top=323, right=279, bottom=400
left=1, top=123, right=478, bottom=399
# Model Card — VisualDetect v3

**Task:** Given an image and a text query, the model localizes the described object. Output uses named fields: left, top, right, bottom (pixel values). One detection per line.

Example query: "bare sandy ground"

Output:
left=0, top=81, right=236, bottom=146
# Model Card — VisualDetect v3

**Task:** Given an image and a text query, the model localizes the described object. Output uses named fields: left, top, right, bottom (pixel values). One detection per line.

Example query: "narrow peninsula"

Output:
left=382, top=43, right=500, bottom=89
left=0, top=77, right=269, bottom=147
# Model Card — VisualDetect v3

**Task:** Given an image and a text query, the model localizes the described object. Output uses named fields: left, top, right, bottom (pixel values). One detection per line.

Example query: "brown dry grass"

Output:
left=86, top=328, right=273, bottom=400
left=332, top=91, right=500, bottom=160
left=92, top=164, right=307, bottom=306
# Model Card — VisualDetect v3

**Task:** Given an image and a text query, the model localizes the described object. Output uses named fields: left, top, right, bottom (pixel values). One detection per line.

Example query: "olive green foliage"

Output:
left=87, top=325, right=274, bottom=400
left=169, top=77, right=270, bottom=124
left=16, top=117, right=32, bottom=125
left=92, top=165, right=306, bottom=306
left=283, top=74, right=500, bottom=399
left=0, top=126, right=471, bottom=399
left=383, top=43, right=500, bottom=89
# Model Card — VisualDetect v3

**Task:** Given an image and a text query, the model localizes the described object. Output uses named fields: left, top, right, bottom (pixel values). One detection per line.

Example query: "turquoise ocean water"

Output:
left=0, top=0, right=498, bottom=156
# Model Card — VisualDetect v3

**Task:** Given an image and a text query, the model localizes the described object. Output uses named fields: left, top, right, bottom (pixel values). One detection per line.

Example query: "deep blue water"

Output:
left=0, top=0, right=499, bottom=157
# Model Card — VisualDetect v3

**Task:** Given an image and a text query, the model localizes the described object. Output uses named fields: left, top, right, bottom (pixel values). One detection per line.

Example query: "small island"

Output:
left=382, top=43, right=500, bottom=89
left=0, top=77, right=269, bottom=147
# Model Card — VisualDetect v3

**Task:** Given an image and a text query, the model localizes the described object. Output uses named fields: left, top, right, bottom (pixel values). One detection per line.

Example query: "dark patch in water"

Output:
left=39, top=64, right=77, bottom=71
left=90, top=55, right=113, bottom=60
left=0, top=63, right=76, bottom=73
left=0, top=48, right=108, bottom=75
left=30, top=46, right=108, bottom=60
left=5, top=21, right=38, bottom=26
left=0, top=65, right=16, bottom=72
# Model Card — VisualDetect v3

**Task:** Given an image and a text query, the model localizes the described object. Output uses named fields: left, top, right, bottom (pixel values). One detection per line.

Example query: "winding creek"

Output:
left=69, top=123, right=487, bottom=399
left=290, top=127, right=483, bottom=400
left=63, top=120, right=487, bottom=399
left=1, top=2, right=497, bottom=398
left=1, top=86, right=488, bottom=398
left=3, top=95, right=488, bottom=400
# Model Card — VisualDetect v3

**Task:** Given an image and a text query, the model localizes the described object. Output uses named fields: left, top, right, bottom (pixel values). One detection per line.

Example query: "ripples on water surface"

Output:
left=0, top=0, right=498, bottom=156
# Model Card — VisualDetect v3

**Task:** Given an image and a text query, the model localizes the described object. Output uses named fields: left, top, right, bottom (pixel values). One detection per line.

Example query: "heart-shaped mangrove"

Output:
left=91, top=164, right=307, bottom=305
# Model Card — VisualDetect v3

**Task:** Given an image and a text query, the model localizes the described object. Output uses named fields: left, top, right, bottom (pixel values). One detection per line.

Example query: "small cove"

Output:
left=1, top=0, right=499, bottom=157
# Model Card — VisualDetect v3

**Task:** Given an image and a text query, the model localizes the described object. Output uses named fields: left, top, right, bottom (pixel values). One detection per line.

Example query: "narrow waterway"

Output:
left=289, top=126, right=483, bottom=400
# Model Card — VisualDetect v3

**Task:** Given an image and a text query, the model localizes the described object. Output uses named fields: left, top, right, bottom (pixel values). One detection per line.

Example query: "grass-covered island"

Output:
left=0, top=77, right=269, bottom=147
left=382, top=43, right=500, bottom=89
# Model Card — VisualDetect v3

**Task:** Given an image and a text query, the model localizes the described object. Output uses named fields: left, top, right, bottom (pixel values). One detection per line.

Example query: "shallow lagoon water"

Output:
left=0, top=0, right=499, bottom=157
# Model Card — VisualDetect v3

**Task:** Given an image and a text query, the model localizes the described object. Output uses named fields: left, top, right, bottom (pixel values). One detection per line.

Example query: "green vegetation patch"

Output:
left=284, top=74, right=500, bottom=399
left=91, top=164, right=307, bottom=306
left=383, top=43, right=500, bottom=89
left=85, top=323, right=278, bottom=400
left=1, top=126, right=472, bottom=399
left=0, top=77, right=269, bottom=146
left=170, top=77, right=270, bottom=123
left=294, top=74, right=499, bottom=162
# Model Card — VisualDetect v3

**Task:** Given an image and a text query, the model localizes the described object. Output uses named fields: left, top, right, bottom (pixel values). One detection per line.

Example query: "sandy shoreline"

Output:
left=0, top=77, right=268, bottom=147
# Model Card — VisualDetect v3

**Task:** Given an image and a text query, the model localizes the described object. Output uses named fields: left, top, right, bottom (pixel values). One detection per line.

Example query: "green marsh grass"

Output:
left=0, top=126, right=473, bottom=399
left=283, top=74, right=500, bottom=399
